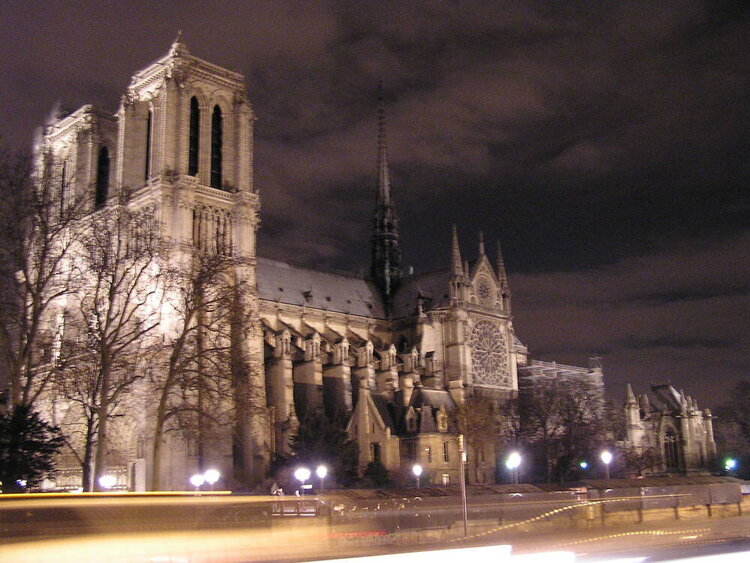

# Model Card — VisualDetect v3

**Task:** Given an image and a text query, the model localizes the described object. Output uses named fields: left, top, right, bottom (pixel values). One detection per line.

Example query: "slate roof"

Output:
left=257, top=257, right=386, bottom=318
left=390, top=269, right=452, bottom=319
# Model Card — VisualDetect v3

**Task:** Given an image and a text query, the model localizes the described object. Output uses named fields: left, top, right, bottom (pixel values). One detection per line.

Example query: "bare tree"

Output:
left=0, top=146, right=85, bottom=410
left=55, top=197, right=164, bottom=490
left=149, top=251, right=238, bottom=490
left=454, top=393, right=513, bottom=483
left=519, top=378, right=605, bottom=483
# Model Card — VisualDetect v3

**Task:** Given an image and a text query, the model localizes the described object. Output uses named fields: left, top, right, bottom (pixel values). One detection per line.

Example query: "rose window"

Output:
left=470, top=320, right=509, bottom=386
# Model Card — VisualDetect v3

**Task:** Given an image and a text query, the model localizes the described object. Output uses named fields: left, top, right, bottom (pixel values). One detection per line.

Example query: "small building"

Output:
left=624, top=384, right=716, bottom=474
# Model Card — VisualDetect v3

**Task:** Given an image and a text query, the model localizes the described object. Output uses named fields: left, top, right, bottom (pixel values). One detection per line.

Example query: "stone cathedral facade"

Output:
left=36, top=40, right=617, bottom=491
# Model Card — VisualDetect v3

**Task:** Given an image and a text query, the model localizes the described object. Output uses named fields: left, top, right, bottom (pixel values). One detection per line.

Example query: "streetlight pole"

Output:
left=412, top=463, right=423, bottom=489
left=600, top=450, right=613, bottom=480
left=316, top=465, right=327, bottom=493
left=458, top=434, right=468, bottom=537
left=294, top=467, right=311, bottom=496
left=506, top=451, right=522, bottom=485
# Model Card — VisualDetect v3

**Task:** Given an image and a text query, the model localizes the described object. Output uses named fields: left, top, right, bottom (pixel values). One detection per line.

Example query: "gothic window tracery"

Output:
left=476, top=276, right=494, bottom=306
left=470, top=320, right=510, bottom=386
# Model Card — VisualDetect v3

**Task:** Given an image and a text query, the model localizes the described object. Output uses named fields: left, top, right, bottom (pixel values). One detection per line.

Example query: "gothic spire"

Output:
left=478, top=231, right=485, bottom=256
left=370, top=86, right=401, bottom=310
left=451, top=224, right=463, bottom=277
left=626, top=383, right=637, bottom=406
left=377, top=83, right=391, bottom=207
left=496, top=240, right=507, bottom=281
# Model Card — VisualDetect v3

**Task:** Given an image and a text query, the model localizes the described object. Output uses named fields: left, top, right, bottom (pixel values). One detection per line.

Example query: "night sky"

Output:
left=1, top=1, right=748, bottom=408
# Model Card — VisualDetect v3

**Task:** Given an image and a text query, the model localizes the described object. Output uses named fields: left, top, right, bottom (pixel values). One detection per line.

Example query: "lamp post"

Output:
left=458, top=434, right=468, bottom=537
left=412, top=464, right=423, bottom=489
left=294, top=467, right=311, bottom=495
left=316, top=465, right=328, bottom=493
left=190, top=473, right=205, bottom=491
left=600, top=450, right=613, bottom=480
left=204, top=469, right=220, bottom=490
left=506, top=451, right=522, bottom=485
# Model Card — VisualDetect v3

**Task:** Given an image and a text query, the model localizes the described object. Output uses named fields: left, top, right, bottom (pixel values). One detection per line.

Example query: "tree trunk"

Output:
left=81, top=418, right=96, bottom=492
left=93, top=360, right=111, bottom=491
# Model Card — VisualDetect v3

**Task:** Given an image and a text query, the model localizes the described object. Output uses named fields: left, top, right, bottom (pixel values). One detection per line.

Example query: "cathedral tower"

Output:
left=370, top=90, right=402, bottom=312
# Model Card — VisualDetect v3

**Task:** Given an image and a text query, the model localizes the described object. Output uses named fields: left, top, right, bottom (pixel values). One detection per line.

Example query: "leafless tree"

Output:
left=0, top=146, right=85, bottom=410
left=454, top=392, right=516, bottom=483
left=519, top=378, right=606, bottom=483
left=55, top=196, right=165, bottom=490
left=149, top=251, right=238, bottom=490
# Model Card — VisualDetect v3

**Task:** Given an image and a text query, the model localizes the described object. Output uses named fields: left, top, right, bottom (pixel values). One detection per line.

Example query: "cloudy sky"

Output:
left=1, top=1, right=748, bottom=407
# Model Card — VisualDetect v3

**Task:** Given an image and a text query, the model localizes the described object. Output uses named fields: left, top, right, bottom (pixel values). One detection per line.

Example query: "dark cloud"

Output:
left=1, top=0, right=748, bottom=406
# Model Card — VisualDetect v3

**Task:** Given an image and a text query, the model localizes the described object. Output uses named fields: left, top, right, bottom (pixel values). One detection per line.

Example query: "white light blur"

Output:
left=316, top=465, right=328, bottom=479
left=203, top=469, right=220, bottom=485
left=294, top=467, right=311, bottom=483
left=98, top=475, right=117, bottom=489
left=412, top=464, right=423, bottom=477
left=600, top=450, right=613, bottom=465
left=506, top=451, right=522, bottom=470
left=189, top=474, right=205, bottom=488
left=315, top=544, right=514, bottom=562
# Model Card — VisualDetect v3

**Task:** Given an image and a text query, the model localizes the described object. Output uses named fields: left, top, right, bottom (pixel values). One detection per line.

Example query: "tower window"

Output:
left=443, top=441, right=449, bottom=463
left=60, top=160, right=67, bottom=215
left=188, top=97, right=200, bottom=176
left=145, top=109, right=153, bottom=181
left=210, top=105, right=222, bottom=189
left=95, top=147, right=109, bottom=208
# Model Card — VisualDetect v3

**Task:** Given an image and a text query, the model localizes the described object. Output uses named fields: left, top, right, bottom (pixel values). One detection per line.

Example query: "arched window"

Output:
left=664, top=428, right=680, bottom=471
left=145, top=109, right=153, bottom=181
left=210, top=105, right=222, bottom=188
left=60, top=160, right=67, bottom=214
left=95, top=147, right=109, bottom=208
left=188, top=97, right=200, bottom=176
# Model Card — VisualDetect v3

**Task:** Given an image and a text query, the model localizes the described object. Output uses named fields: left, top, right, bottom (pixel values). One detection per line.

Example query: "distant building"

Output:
left=624, top=384, right=716, bottom=474
left=32, top=39, right=605, bottom=490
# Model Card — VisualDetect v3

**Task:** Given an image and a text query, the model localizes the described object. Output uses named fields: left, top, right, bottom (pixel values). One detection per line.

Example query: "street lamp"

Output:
left=190, top=473, right=205, bottom=491
left=412, top=463, right=423, bottom=489
left=579, top=461, right=588, bottom=470
left=600, top=450, right=613, bottom=480
left=505, top=451, right=522, bottom=485
left=725, top=458, right=737, bottom=472
left=294, top=467, right=311, bottom=495
left=204, top=468, right=220, bottom=490
left=98, top=474, right=117, bottom=490
left=316, top=465, right=328, bottom=493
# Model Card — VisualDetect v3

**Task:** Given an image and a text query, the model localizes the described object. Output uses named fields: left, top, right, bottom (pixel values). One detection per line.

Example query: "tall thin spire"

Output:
left=370, top=84, right=401, bottom=310
left=451, top=225, right=463, bottom=276
left=478, top=231, right=485, bottom=256
left=377, top=82, right=391, bottom=207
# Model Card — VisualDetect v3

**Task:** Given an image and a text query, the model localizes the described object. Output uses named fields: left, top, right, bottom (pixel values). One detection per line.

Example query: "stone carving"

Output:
left=470, top=320, right=509, bottom=386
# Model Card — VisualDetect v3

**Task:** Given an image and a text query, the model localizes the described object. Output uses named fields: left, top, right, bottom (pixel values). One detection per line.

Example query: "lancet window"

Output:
left=95, top=146, right=109, bottom=208
left=188, top=97, right=200, bottom=176
left=210, top=105, right=222, bottom=189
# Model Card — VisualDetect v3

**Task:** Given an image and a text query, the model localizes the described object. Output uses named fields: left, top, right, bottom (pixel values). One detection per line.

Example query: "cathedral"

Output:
left=31, top=40, right=707, bottom=492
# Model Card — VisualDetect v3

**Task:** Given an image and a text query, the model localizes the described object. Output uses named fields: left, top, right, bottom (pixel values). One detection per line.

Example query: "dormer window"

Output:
left=406, top=409, right=417, bottom=433
left=437, top=413, right=448, bottom=432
